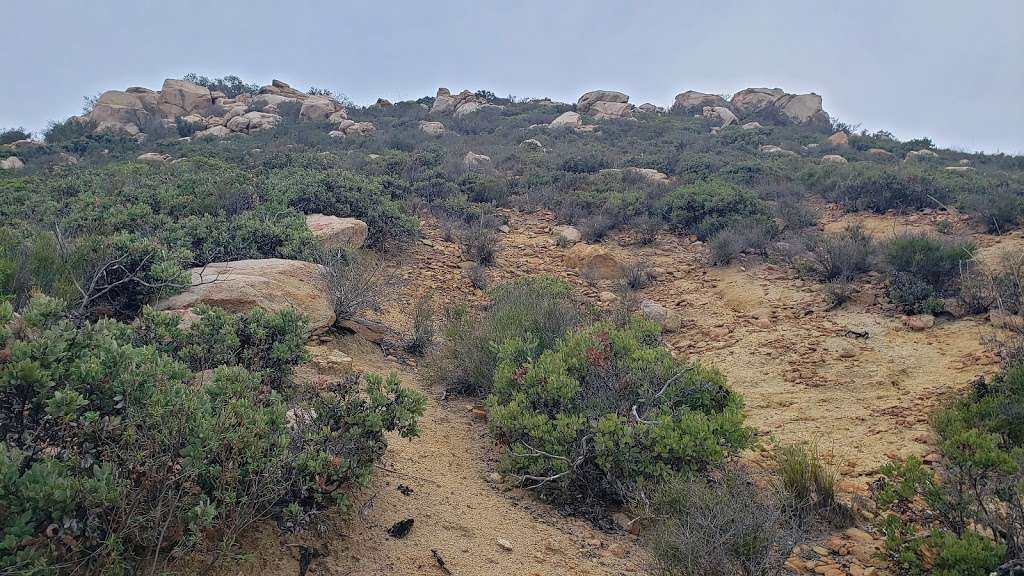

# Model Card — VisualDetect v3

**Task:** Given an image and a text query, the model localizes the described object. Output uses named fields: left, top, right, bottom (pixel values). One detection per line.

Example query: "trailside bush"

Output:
left=647, top=466, right=801, bottom=576
left=425, top=275, right=583, bottom=396
left=0, top=296, right=425, bottom=574
left=883, top=232, right=975, bottom=313
left=662, top=179, right=771, bottom=240
left=873, top=364, right=1023, bottom=575
left=800, top=164, right=954, bottom=213
left=800, top=225, right=875, bottom=282
left=486, top=317, right=752, bottom=502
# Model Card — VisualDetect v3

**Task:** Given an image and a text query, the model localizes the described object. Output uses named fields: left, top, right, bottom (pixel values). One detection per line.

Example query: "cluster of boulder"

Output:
left=77, top=78, right=373, bottom=141
left=430, top=88, right=503, bottom=118
left=673, top=87, right=828, bottom=128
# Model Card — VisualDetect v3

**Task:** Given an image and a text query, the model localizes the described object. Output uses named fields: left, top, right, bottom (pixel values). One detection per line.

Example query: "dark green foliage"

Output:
left=662, top=179, right=772, bottom=240
left=966, top=188, right=1024, bottom=234
left=486, top=317, right=752, bottom=502
left=883, top=232, right=974, bottom=313
left=873, top=364, right=1024, bottom=574
left=426, top=276, right=584, bottom=396
left=0, top=128, right=30, bottom=145
left=182, top=73, right=259, bottom=98
left=0, top=228, right=187, bottom=318
left=0, top=296, right=425, bottom=574
left=801, top=164, right=951, bottom=212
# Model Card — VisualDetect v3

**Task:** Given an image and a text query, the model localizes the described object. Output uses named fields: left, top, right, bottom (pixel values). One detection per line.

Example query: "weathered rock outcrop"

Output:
left=418, top=121, right=447, bottom=136
left=0, top=157, right=24, bottom=171
left=305, top=214, right=368, bottom=249
left=577, top=90, right=628, bottom=113
left=702, top=106, right=737, bottom=127
left=430, top=88, right=498, bottom=117
left=158, top=79, right=214, bottom=118
left=550, top=111, right=582, bottom=129
left=155, top=259, right=335, bottom=336
left=671, top=90, right=728, bottom=111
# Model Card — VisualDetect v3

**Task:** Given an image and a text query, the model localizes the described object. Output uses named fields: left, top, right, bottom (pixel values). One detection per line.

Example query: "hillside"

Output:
left=1, top=76, right=1023, bottom=576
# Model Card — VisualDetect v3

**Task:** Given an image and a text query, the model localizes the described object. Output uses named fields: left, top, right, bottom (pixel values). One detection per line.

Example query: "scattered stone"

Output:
left=496, top=538, right=514, bottom=552
left=822, top=154, right=848, bottom=164
left=905, top=149, right=938, bottom=161
left=485, top=472, right=503, bottom=484
left=702, top=105, right=737, bottom=127
left=550, top=111, right=582, bottom=130
left=309, top=348, right=354, bottom=378
left=903, top=314, right=935, bottom=331
left=639, top=300, right=682, bottom=332
left=577, top=90, right=628, bottom=114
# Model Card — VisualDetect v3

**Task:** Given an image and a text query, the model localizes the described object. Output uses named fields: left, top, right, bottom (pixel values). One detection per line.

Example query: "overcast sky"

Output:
left=3, top=0, right=1022, bottom=153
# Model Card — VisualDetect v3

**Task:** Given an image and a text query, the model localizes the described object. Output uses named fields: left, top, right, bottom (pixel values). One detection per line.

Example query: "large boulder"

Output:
left=418, top=121, right=447, bottom=136
left=305, top=214, right=368, bottom=249
left=258, top=79, right=308, bottom=100
left=577, top=90, right=629, bottom=113
left=729, top=88, right=785, bottom=116
left=87, top=90, right=150, bottom=127
left=671, top=90, right=728, bottom=111
left=0, top=157, right=24, bottom=171
left=226, top=111, right=281, bottom=133
left=550, top=111, right=582, bottom=129
left=702, top=106, right=738, bottom=127
left=775, top=93, right=825, bottom=124
left=431, top=88, right=457, bottom=114
left=565, top=244, right=623, bottom=280
left=155, top=259, right=335, bottom=336
left=158, top=79, right=213, bottom=118
left=136, top=152, right=171, bottom=164
left=589, top=100, right=632, bottom=119
left=194, top=125, right=232, bottom=140
left=299, top=96, right=343, bottom=121
left=252, top=93, right=301, bottom=110
left=827, top=131, right=850, bottom=147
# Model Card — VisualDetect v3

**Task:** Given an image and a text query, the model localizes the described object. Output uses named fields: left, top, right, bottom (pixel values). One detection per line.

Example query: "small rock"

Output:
left=485, top=472, right=503, bottom=484
left=903, top=314, right=935, bottom=331
left=496, top=538, right=513, bottom=552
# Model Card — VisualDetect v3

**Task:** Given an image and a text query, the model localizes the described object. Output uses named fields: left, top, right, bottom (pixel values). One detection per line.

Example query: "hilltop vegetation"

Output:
left=1, top=75, right=1023, bottom=576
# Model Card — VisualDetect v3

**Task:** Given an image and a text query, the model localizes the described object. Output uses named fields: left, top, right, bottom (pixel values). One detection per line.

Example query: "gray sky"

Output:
left=4, top=0, right=1022, bottom=153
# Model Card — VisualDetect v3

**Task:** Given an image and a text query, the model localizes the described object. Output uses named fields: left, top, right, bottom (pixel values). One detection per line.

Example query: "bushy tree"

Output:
left=486, top=317, right=752, bottom=502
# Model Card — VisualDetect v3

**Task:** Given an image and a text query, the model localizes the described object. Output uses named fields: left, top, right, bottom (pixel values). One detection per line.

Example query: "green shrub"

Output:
left=966, top=188, right=1024, bottom=234
left=486, top=318, right=752, bottom=502
left=647, top=466, right=801, bottom=576
left=0, top=296, right=424, bottom=574
left=873, top=364, right=1024, bottom=574
left=883, top=232, right=974, bottom=313
left=317, top=248, right=398, bottom=323
left=0, top=128, right=30, bottom=145
left=426, top=275, right=583, bottom=395
left=662, top=179, right=771, bottom=240
left=800, top=164, right=953, bottom=213
left=407, top=293, right=436, bottom=357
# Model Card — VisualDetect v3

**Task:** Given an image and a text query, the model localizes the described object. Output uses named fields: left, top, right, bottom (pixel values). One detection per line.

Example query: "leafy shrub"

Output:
left=426, top=276, right=583, bottom=395
left=0, top=228, right=186, bottom=318
left=578, top=213, right=614, bottom=243
left=966, top=188, right=1024, bottom=234
left=662, top=179, right=771, bottom=240
left=183, top=73, right=259, bottom=98
left=801, top=164, right=953, bottom=213
left=407, top=293, right=436, bottom=357
left=873, top=363, right=1024, bottom=575
left=460, top=221, right=498, bottom=265
left=0, top=295, right=425, bottom=574
left=486, top=317, right=752, bottom=502
left=708, top=220, right=774, bottom=265
left=883, top=232, right=974, bottom=313
left=622, top=259, right=654, bottom=291
left=647, top=466, right=801, bottom=576
left=802, top=225, right=875, bottom=281
left=0, top=128, right=30, bottom=145
left=318, top=248, right=399, bottom=323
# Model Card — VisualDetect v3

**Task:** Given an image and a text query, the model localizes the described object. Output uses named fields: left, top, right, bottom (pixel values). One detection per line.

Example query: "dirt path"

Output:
left=214, top=335, right=646, bottom=576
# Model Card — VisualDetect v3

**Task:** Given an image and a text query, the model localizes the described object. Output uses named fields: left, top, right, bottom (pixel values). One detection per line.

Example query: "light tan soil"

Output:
left=212, top=207, right=1020, bottom=575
